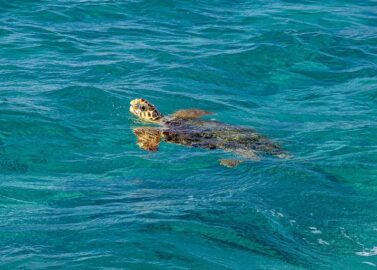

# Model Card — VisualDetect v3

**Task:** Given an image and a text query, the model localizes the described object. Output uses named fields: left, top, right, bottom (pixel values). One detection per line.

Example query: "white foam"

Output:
left=362, top=261, right=376, bottom=267
left=309, top=226, right=322, bottom=234
left=318, top=238, right=330, bottom=245
left=356, top=247, right=377, bottom=257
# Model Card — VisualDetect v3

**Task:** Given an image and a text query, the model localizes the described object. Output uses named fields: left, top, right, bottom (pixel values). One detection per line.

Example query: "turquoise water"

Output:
left=1, top=0, right=377, bottom=269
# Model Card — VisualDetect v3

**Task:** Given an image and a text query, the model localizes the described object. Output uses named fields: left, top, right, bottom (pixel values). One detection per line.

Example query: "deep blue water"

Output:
left=1, top=1, right=377, bottom=269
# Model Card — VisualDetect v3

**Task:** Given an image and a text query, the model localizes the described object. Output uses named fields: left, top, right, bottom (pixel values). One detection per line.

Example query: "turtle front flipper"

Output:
left=171, top=109, right=213, bottom=119
left=133, top=127, right=162, bottom=152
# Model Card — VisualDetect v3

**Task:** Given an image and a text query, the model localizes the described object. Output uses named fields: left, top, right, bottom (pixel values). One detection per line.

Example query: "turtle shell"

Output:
left=161, top=118, right=284, bottom=156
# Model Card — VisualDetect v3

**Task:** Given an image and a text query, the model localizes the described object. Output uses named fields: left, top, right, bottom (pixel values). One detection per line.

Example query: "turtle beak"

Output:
left=130, top=101, right=140, bottom=116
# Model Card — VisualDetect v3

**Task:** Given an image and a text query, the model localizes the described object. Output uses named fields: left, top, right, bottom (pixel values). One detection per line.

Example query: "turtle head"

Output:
left=130, top=98, right=163, bottom=122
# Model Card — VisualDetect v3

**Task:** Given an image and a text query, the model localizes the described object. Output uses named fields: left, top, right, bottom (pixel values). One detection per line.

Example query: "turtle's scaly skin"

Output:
left=130, top=98, right=163, bottom=122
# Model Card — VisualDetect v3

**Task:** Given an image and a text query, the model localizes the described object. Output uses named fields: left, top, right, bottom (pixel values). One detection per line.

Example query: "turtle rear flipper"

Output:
left=133, top=127, right=161, bottom=152
left=275, top=152, right=293, bottom=159
left=171, top=109, right=213, bottom=119
left=233, top=149, right=261, bottom=161
left=220, top=159, right=243, bottom=168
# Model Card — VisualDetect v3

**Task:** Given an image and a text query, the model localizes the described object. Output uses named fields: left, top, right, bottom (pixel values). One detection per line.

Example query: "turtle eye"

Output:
left=141, top=106, right=146, bottom=111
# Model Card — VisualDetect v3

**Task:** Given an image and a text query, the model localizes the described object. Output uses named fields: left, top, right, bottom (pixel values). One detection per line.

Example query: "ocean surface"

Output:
left=1, top=0, right=377, bottom=269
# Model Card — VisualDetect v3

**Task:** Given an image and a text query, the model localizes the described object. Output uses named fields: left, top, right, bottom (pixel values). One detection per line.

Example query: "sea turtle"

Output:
left=130, top=98, right=290, bottom=167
